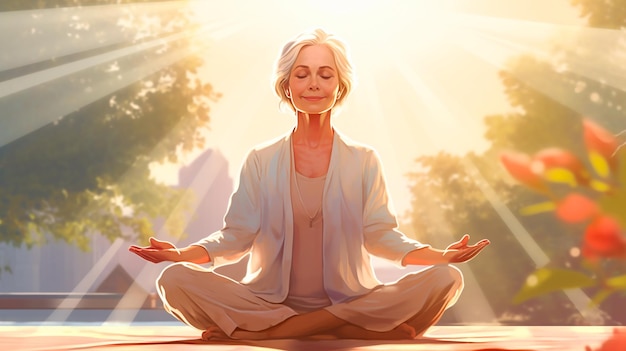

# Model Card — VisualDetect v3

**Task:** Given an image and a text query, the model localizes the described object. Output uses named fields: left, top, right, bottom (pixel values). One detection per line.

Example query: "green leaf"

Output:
left=590, top=289, right=614, bottom=306
left=520, top=201, right=556, bottom=216
left=513, top=268, right=597, bottom=304
left=607, top=274, right=626, bottom=289
left=598, top=186, right=626, bottom=228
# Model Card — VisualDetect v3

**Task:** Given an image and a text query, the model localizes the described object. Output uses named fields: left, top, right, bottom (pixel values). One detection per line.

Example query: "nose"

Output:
left=308, top=76, right=319, bottom=90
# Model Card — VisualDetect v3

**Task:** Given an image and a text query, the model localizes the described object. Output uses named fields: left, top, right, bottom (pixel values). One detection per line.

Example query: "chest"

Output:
left=293, top=143, right=332, bottom=178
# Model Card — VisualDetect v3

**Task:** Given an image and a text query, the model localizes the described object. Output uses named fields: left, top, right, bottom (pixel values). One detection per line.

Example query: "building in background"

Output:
left=0, top=148, right=233, bottom=295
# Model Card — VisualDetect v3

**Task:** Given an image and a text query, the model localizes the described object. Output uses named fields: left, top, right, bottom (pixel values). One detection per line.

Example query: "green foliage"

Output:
left=405, top=0, right=626, bottom=325
left=513, top=268, right=595, bottom=304
left=0, top=1, right=218, bottom=249
left=571, top=0, right=626, bottom=29
left=0, top=0, right=178, bottom=12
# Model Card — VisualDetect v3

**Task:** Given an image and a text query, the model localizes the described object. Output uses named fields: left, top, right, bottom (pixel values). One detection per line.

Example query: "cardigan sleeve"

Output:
left=362, top=149, right=429, bottom=266
left=192, top=150, right=261, bottom=266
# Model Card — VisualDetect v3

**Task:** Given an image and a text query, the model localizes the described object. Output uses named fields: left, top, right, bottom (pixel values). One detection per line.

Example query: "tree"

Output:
left=0, top=0, right=218, bottom=253
left=571, top=0, right=626, bottom=29
left=405, top=1, right=626, bottom=324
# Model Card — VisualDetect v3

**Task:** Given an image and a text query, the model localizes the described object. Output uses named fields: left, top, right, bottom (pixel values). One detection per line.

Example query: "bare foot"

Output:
left=230, top=329, right=269, bottom=340
left=334, top=322, right=417, bottom=340
left=201, top=325, right=230, bottom=341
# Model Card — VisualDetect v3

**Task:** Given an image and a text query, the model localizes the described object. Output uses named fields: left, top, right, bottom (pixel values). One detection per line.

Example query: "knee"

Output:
left=428, top=264, right=464, bottom=292
left=156, top=262, right=221, bottom=293
left=157, top=262, right=211, bottom=292
left=156, top=262, right=188, bottom=291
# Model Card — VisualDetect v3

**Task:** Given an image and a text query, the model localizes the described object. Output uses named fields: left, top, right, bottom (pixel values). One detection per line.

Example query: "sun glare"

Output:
left=6, top=0, right=614, bottom=328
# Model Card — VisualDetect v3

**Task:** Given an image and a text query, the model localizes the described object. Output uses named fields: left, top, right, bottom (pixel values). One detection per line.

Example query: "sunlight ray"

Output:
left=0, top=18, right=244, bottom=148
left=0, top=37, right=205, bottom=148
left=466, top=25, right=626, bottom=89
left=1, top=28, right=197, bottom=98
left=38, top=112, right=228, bottom=325
left=352, top=51, right=497, bottom=322
left=382, top=89, right=497, bottom=322
left=105, top=150, right=230, bottom=324
left=44, top=238, right=125, bottom=324
left=460, top=160, right=598, bottom=317
left=41, top=19, right=259, bottom=325
left=0, top=1, right=189, bottom=71
left=103, top=90, right=279, bottom=324
left=391, top=58, right=468, bottom=153
left=389, top=55, right=600, bottom=321
left=24, top=16, right=254, bottom=327
left=449, top=15, right=626, bottom=117
left=7, top=0, right=611, bottom=328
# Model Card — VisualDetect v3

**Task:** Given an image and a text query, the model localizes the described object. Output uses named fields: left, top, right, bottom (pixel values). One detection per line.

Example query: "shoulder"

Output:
left=335, top=129, right=379, bottom=161
left=244, top=131, right=291, bottom=161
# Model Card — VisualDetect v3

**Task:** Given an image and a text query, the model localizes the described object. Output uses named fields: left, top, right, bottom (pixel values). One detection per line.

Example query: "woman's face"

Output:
left=287, top=44, right=340, bottom=115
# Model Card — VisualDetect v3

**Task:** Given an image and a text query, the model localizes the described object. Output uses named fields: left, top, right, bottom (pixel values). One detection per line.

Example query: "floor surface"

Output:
left=2, top=325, right=625, bottom=351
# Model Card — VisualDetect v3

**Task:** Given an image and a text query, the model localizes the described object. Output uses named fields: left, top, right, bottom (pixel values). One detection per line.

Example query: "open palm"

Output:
left=128, top=237, right=178, bottom=263
left=445, top=234, right=490, bottom=263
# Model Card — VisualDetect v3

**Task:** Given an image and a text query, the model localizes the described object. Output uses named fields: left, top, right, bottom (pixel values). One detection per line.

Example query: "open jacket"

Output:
left=193, top=129, right=427, bottom=304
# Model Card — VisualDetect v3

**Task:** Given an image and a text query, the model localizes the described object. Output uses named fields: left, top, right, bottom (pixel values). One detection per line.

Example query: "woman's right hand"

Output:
left=129, top=237, right=180, bottom=264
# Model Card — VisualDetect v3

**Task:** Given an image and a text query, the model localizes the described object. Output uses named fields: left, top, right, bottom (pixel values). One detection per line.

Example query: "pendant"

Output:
left=309, top=218, right=313, bottom=228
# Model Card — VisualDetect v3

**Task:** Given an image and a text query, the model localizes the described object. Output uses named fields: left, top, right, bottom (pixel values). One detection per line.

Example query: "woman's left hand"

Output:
left=444, top=234, right=490, bottom=263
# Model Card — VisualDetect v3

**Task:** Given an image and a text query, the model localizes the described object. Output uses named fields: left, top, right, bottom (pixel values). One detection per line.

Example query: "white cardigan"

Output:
left=193, top=129, right=427, bottom=304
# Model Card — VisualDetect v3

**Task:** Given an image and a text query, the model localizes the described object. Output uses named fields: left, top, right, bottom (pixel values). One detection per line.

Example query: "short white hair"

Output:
left=272, top=28, right=355, bottom=113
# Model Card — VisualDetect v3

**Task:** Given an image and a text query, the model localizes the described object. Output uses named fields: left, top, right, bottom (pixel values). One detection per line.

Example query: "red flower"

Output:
left=583, top=119, right=619, bottom=159
left=556, top=193, right=599, bottom=223
left=531, top=148, right=590, bottom=186
left=500, top=151, right=546, bottom=193
left=582, top=216, right=626, bottom=260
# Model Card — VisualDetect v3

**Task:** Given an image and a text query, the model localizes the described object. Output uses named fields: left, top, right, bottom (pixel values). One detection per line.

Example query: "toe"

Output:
left=399, top=323, right=417, bottom=339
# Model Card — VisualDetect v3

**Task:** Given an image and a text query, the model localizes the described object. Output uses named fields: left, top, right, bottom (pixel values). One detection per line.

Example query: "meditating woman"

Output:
left=129, top=28, right=489, bottom=341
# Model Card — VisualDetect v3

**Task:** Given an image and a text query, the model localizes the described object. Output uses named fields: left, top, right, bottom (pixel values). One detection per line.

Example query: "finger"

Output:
left=463, top=238, right=490, bottom=249
left=461, top=234, right=470, bottom=244
left=150, top=237, right=175, bottom=250
left=446, top=240, right=464, bottom=251
left=448, top=234, right=472, bottom=250
left=134, top=251, right=160, bottom=263
left=464, top=244, right=487, bottom=260
left=130, top=250, right=151, bottom=261
left=129, top=248, right=161, bottom=262
left=452, top=246, right=484, bottom=262
left=453, top=251, right=477, bottom=263
left=149, top=237, right=161, bottom=247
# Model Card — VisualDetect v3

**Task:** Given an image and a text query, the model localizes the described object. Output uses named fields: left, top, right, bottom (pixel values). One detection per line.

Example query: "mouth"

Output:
left=302, top=96, right=325, bottom=101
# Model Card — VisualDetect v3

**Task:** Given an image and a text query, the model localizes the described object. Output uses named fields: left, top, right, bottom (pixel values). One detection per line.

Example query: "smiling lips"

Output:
left=302, top=96, right=325, bottom=101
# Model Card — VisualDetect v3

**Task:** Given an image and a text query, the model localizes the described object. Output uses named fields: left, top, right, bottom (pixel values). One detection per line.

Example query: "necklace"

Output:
left=294, top=172, right=322, bottom=228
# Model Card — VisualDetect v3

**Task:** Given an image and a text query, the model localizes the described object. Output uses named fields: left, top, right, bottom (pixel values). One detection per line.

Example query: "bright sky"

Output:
left=151, top=0, right=585, bottom=216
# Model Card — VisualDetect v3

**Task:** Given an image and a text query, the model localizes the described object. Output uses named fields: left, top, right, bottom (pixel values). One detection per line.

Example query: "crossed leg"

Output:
left=159, top=263, right=463, bottom=341
left=227, top=309, right=417, bottom=340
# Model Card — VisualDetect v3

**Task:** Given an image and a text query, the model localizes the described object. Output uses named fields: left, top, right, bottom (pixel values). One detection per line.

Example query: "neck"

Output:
left=293, top=111, right=334, bottom=148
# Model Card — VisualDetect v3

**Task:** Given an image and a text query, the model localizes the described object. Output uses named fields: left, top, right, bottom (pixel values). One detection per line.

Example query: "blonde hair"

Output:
left=272, top=28, right=355, bottom=113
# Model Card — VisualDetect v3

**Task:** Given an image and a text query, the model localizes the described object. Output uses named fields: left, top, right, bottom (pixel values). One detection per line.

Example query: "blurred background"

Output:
left=1, top=0, right=625, bottom=326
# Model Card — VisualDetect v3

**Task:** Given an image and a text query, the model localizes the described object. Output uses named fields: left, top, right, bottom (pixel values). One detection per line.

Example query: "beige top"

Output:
left=194, top=130, right=428, bottom=304
left=284, top=148, right=332, bottom=312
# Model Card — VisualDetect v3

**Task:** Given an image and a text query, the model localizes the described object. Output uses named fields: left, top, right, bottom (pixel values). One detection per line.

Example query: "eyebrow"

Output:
left=293, top=65, right=336, bottom=71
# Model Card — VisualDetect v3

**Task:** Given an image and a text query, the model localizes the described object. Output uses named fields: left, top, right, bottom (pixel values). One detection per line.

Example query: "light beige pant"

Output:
left=156, top=262, right=463, bottom=337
